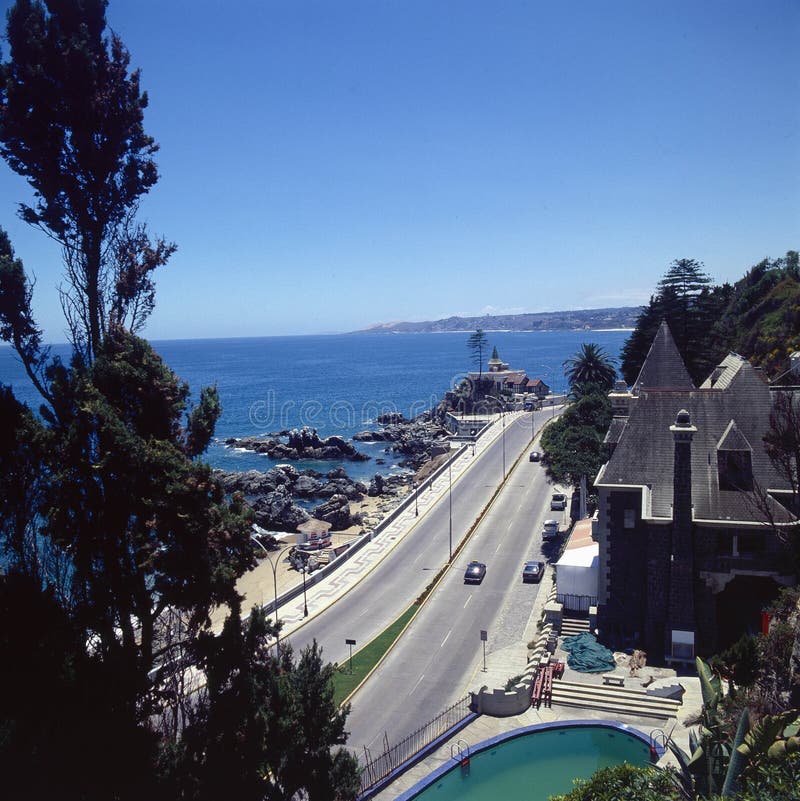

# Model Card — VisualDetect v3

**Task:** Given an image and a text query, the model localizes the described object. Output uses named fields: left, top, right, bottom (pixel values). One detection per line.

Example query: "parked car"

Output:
left=529, top=450, right=541, bottom=462
left=550, top=492, right=567, bottom=511
left=464, top=561, right=487, bottom=584
left=542, top=519, right=560, bottom=540
left=522, top=561, right=545, bottom=583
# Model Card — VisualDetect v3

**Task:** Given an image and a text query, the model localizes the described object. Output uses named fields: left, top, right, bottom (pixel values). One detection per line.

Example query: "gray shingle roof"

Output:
left=633, top=320, right=695, bottom=393
left=598, top=358, right=793, bottom=523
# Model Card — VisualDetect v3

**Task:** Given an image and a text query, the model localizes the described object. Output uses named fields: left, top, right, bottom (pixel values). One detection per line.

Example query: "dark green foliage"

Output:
left=0, top=3, right=360, bottom=796
left=540, top=387, right=611, bottom=487
left=622, top=252, right=799, bottom=385
left=711, top=634, right=761, bottom=689
left=550, top=763, right=684, bottom=801
left=737, top=751, right=800, bottom=801
left=467, top=328, right=489, bottom=379
left=0, top=0, right=173, bottom=360
left=621, top=260, right=732, bottom=385
left=176, top=604, right=360, bottom=801
left=563, top=342, right=617, bottom=391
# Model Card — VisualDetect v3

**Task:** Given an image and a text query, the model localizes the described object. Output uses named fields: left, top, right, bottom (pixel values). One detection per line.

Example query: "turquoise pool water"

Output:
left=398, top=723, right=654, bottom=801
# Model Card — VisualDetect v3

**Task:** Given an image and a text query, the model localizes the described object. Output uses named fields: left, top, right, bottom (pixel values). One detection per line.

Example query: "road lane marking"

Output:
left=441, top=629, right=452, bottom=648
left=410, top=673, right=425, bottom=695
left=495, top=541, right=502, bottom=553
left=463, top=595, right=472, bottom=609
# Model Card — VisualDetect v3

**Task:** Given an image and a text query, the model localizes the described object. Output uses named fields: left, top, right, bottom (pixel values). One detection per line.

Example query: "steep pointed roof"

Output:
left=717, top=420, right=753, bottom=451
left=632, top=320, right=695, bottom=393
left=488, top=346, right=502, bottom=364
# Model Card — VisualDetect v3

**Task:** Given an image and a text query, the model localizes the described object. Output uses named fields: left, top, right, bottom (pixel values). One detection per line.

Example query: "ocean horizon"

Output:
left=0, top=329, right=631, bottom=482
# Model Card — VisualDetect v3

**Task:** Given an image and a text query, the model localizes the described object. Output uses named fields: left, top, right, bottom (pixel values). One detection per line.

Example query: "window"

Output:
left=717, top=450, right=753, bottom=490
left=671, top=629, right=695, bottom=661
left=624, top=509, right=635, bottom=529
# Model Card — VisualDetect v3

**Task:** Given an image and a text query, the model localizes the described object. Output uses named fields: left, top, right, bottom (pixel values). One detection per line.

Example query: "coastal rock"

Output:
left=226, top=427, right=369, bottom=462
left=375, top=412, right=408, bottom=424
left=313, top=494, right=358, bottom=530
left=249, top=486, right=309, bottom=532
left=293, top=475, right=322, bottom=497
left=352, top=430, right=389, bottom=442
left=368, top=473, right=385, bottom=497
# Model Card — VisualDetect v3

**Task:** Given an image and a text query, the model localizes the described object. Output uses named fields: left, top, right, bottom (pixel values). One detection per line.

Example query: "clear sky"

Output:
left=0, top=0, right=798, bottom=341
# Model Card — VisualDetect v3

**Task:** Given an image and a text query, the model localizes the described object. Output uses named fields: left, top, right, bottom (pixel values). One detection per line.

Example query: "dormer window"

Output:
left=716, top=420, right=754, bottom=491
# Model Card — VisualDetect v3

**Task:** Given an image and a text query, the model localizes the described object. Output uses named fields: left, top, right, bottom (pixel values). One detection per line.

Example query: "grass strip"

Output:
left=332, top=603, right=419, bottom=706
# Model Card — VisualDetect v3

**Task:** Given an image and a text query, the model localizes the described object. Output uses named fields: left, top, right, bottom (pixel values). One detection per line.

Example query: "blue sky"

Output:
left=0, top=0, right=798, bottom=341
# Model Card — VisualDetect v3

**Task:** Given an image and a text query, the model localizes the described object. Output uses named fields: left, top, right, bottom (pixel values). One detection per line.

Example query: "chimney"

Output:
left=667, top=409, right=697, bottom=650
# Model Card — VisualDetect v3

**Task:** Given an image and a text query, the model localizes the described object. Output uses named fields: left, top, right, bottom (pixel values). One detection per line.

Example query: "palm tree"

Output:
left=563, top=343, right=617, bottom=391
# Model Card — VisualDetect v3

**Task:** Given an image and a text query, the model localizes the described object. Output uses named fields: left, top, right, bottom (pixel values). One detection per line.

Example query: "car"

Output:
left=550, top=492, right=567, bottom=511
left=522, top=560, right=545, bottom=583
left=464, top=561, right=487, bottom=584
left=529, top=450, right=541, bottom=462
left=542, top=519, right=560, bottom=540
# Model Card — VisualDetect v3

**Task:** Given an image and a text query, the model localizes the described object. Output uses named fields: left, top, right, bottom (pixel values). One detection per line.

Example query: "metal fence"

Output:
left=557, top=593, right=597, bottom=613
left=358, top=695, right=472, bottom=795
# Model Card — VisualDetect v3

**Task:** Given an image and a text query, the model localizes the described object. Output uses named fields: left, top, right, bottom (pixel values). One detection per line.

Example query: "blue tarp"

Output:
left=561, top=632, right=616, bottom=673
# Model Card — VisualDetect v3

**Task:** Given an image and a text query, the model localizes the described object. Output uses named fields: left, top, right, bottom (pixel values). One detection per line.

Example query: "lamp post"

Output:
left=413, top=481, right=418, bottom=517
left=501, top=410, right=506, bottom=480
left=251, top=536, right=294, bottom=655
left=448, top=455, right=453, bottom=563
left=301, top=563, right=309, bottom=618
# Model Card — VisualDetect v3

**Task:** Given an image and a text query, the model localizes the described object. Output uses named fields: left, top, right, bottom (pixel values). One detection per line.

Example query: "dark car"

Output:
left=464, top=561, right=487, bottom=584
left=529, top=450, right=541, bottom=462
left=522, top=560, right=545, bottom=583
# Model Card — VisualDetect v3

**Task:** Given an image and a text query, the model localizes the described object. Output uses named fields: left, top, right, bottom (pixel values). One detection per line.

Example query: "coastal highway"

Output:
left=284, top=408, right=565, bottom=747
left=341, top=421, right=559, bottom=752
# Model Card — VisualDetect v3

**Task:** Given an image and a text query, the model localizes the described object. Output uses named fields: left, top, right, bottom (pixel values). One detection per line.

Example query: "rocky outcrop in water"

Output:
left=248, top=486, right=309, bottom=531
left=354, top=411, right=450, bottom=471
left=226, top=426, right=369, bottom=462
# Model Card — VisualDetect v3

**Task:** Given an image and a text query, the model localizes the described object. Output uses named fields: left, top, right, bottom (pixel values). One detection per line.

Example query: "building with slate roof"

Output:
left=594, top=321, right=797, bottom=662
left=466, top=346, right=549, bottom=397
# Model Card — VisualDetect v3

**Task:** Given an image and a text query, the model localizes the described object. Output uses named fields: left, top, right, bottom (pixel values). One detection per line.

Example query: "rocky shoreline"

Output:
left=217, top=410, right=452, bottom=534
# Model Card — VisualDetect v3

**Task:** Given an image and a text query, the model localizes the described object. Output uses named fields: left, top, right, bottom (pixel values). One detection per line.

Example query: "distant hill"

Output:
left=356, top=307, right=642, bottom=334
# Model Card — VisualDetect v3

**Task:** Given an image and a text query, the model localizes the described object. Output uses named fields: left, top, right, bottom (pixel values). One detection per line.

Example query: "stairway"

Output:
left=550, top=678, right=682, bottom=720
left=560, top=616, right=590, bottom=637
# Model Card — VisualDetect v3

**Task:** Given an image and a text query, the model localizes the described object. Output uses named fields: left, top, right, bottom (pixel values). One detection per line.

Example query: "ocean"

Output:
left=0, top=329, right=630, bottom=482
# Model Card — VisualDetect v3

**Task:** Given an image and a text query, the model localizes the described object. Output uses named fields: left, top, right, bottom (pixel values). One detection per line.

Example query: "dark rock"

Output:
left=376, top=412, right=407, bottom=424
left=368, top=473, right=385, bottom=497
left=225, top=426, right=369, bottom=462
left=313, top=494, right=355, bottom=530
left=250, top=487, right=309, bottom=531
left=293, top=475, right=322, bottom=497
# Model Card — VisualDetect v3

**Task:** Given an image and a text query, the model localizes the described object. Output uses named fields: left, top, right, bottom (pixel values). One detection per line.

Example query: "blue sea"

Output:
left=0, top=330, right=630, bottom=482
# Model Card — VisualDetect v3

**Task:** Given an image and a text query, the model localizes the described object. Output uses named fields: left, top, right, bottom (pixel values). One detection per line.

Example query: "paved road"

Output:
left=343, top=423, right=563, bottom=751
left=282, top=408, right=567, bottom=748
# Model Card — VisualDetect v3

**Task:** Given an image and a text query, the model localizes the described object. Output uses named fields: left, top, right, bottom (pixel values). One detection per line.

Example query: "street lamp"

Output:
left=413, top=480, right=418, bottom=517
left=251, top=536, right=294, bottom=655
left=501, top=409, right=506, bottom=480
left=448, top=456, right=453, bottom=563
left=301, top=563, right=309, bottom=618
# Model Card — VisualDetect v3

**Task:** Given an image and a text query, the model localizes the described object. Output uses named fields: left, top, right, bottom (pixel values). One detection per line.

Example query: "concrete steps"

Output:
left=560, top=617, right=590, bottom=637
left=550, top=678, right=682, bottom=720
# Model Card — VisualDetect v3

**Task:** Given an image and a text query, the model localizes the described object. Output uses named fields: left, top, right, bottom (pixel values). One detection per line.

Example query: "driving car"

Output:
left=529, top=450, right=541, bottom=462
left=542, top=519, right=559, bottom=540
left=522, top=561, right=545, bottom=583
left=464, top=561, right=487, bottom=584
left=550, top=492, right=567, bottom=511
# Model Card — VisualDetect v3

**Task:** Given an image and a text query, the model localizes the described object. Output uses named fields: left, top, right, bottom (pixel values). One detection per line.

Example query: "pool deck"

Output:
left=370, top=565, right=702, bottom=799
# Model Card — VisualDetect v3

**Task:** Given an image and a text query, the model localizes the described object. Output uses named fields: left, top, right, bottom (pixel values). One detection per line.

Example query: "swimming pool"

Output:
left=394, top=721, right=655, bottom=801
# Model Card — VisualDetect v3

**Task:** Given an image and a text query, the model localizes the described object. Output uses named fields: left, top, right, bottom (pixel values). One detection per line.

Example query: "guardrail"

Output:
left=259, top=443, right=470, bottom=617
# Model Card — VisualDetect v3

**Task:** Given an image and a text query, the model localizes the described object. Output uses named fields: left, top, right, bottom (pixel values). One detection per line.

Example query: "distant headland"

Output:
left=353, top=306, right=641, bottom=334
